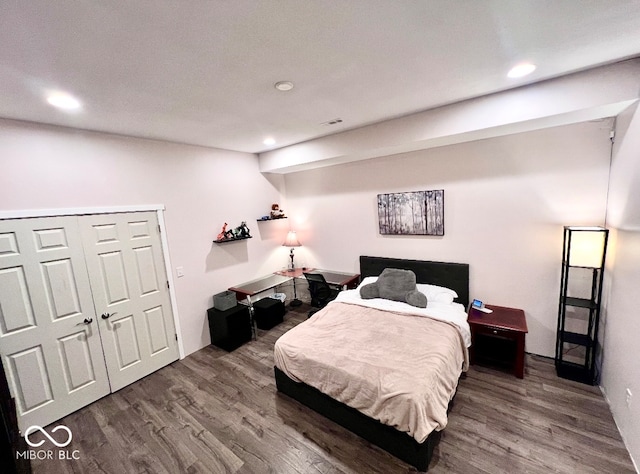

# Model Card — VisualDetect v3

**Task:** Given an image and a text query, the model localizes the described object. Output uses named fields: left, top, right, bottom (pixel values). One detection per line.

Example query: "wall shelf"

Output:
left=257, top=216, right=287, bottom=222
left=213, top=236, right=252, bottom=244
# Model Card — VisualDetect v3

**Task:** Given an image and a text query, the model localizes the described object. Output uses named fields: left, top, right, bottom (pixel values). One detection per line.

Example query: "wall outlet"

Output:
left=176, top=266, right=184, bottom=278
left=626, top=388, right=632, bottom=408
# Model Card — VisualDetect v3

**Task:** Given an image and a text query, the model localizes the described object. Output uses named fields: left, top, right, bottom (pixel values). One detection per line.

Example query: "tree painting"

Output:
left=377, top=190, right=444, bottom=236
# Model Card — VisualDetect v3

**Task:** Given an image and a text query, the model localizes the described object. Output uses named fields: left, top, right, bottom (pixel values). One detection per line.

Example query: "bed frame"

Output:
left=274, top=256, right=470, bottom=471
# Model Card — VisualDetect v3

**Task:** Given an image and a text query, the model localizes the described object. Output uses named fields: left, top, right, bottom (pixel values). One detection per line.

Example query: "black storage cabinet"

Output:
left=207, top=305, right=252, bottom=351
left=253, top=297, right=285, bottom=330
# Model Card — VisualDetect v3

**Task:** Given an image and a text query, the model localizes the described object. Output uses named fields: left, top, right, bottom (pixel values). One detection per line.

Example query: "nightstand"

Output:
left=468, top=305, right=528, bottom=378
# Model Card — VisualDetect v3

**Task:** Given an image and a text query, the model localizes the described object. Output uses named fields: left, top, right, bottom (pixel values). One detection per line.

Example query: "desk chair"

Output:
left=303, top=272, right=339, bottom=317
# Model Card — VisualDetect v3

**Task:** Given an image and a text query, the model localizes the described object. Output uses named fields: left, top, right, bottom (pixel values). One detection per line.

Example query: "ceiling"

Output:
left=1, top=1, right=640, bottom=154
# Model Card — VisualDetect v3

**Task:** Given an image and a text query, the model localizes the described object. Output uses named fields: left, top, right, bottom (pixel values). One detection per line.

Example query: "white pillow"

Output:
left=356, top=276, right=378, bottom=290
left=357, top=277, right=457, bottom=304
left=417, top=283, right=458, bottom=304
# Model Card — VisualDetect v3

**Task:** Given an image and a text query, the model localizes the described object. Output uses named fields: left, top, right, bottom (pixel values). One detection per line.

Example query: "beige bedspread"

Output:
left=274, top=301, right=468, bottom=443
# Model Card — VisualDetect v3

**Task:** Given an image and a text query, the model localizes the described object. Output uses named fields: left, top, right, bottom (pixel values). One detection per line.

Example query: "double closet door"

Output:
left=0, top=212, right=179, bottom=430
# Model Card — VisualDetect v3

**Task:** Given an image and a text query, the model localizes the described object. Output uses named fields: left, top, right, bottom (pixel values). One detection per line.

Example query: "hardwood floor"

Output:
left=30, top=304, right=635, bottom=473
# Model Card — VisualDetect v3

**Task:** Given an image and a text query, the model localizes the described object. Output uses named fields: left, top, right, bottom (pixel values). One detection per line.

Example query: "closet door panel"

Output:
left=80, top=212, right=178, bottom=392
left=0, top=265, right=36, bottom=333
left=0, top=217, right=110, bottom=431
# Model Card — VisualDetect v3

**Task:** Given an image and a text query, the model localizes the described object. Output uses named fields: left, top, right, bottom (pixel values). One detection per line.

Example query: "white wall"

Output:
left=0, top=119, right=287, bottom=357
left=283, top=120, right=612, bottom=357
left=602, top=102, right=640, bottom=469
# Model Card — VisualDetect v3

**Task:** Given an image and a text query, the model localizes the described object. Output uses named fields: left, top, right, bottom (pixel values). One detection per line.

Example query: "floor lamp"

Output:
left=283, top=230, right=302, bottom=307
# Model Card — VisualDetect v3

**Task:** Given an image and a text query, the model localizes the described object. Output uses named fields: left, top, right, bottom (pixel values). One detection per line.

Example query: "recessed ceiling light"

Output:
left=263, top=137, right=276, bottom=146
left=507, top=63, right=536, bottom=78
left=274, top=81, right=294, bottom=92
left=46, top=92, right=81, bottom=110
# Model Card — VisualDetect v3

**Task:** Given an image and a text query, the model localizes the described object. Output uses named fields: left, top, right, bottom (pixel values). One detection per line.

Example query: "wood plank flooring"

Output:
left=29, top=304, right=635, bottom=473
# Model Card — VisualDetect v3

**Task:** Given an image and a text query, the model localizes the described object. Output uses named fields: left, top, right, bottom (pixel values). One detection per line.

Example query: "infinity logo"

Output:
left=24, top=425, right=73, bottom=448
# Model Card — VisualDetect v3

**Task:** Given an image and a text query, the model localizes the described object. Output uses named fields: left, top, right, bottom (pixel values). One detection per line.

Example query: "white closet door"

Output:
left=0, top=217, right=110, bottom=430
left=80, top=212, right=178, bottom=392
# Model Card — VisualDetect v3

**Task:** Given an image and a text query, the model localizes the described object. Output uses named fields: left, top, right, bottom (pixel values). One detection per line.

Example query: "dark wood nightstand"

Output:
left=468, top=305, right=528, bottom=378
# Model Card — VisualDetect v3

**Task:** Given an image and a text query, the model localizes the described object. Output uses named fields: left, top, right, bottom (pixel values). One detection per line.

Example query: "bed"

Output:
left=274, top=256, right=470, bottom=471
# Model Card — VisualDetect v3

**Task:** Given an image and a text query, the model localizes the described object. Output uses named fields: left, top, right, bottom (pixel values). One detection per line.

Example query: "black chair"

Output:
left=303, top=272, right=339, bottom=317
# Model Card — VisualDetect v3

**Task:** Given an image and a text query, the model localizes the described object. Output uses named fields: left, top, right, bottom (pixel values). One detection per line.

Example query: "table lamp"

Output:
left=283, top=230, right=302, bottom=306
left=283, top=230, right=301, bottom=270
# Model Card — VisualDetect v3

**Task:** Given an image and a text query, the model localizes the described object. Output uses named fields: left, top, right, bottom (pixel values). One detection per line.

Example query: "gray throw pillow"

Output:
left=359, top=268, right=427, bottom=308
left=405, top=289, right=428, bottom=308
left=359, top=282, right=380, bottom=299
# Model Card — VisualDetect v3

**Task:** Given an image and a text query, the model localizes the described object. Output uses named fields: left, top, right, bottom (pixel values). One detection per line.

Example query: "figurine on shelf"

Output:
left=270, top=203, right=285, bottom=219
left=233, top=221, right=251, bottom=239
left=216, top=223, right=229, bottom=241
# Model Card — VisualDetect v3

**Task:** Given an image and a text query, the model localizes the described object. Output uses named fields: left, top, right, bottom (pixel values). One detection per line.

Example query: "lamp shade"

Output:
left=283, top=230, right=301, bottom=248
left=567, top=226, right=606, bottom=268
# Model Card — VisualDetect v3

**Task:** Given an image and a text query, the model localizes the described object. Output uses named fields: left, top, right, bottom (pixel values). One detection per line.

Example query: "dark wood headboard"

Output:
left=359, top=255, right=470, bottom=308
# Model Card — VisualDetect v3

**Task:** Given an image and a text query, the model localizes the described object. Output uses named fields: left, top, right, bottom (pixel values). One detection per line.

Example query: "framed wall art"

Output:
left=377, top=189, right=444, bottom=236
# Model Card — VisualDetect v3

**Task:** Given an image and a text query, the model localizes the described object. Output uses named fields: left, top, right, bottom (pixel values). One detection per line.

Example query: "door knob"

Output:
left=76, top=318, right=93, bottom=326
left=101, top=312, right=116, bottom=320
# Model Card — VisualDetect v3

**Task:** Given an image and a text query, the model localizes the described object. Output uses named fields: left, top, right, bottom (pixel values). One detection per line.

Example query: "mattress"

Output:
left=274, top=292, right=470, bottom=443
